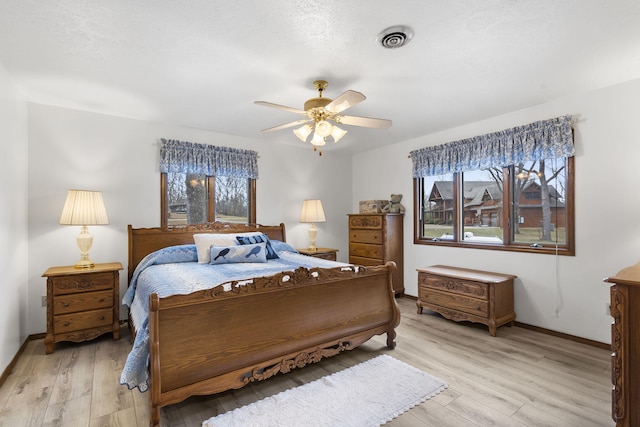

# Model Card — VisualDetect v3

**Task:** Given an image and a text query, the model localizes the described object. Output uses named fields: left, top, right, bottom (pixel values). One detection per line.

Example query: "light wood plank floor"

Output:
left=0, top=298, right=614, bottom=426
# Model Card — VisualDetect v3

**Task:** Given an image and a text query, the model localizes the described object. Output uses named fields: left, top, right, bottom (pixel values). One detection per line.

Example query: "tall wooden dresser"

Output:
left=348, top=213, right=404, bottom=295
left=604, top=262, right=640, bottom=427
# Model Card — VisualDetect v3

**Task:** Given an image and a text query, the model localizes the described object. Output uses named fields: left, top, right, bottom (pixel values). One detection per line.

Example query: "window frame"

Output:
left=160, top=173, right=256, bottom=226
left=413, top=156, right=575, bottom=255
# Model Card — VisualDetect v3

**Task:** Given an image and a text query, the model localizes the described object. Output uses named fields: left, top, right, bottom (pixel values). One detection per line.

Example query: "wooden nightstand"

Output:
left=297, top=248, right=338, bottom=261
left=42, top=262, right=123, bottom=354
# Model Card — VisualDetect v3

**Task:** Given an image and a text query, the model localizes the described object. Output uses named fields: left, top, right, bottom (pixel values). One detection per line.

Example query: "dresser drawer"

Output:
left=349, top=255, right=383, bottom=266
left=349, top=229, right=382, bottom=244
left=419, top=273, right=489, bottom=300
left=54, top=308, right=113, bottom=333
left=419, top=287, right=489, bottom=317
left=349, top=215, right=383, bottom=229
left=53, top=290, right=113, bottom=315
left=52, top=272, right=114, bottom=295
left=349, top=242, right=383, bottom=259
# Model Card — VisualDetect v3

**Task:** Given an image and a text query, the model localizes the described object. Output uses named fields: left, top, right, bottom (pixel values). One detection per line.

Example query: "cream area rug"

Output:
left=202, top=354, right=448, bottom=427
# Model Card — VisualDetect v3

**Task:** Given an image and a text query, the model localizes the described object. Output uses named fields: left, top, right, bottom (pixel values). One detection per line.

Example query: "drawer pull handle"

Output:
left=99, top=298, right=105, bottom=302
left=64, top=322, right=70, bottom=327
left=99, top=316, right=105, bottom=320
left=62, top=303, right=70, bottom=307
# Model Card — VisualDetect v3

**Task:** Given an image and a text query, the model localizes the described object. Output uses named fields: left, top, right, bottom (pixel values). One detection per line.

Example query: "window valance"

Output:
left=159, top=139, right=259, bottom=179
left=409, top=115, right=574, bottom=177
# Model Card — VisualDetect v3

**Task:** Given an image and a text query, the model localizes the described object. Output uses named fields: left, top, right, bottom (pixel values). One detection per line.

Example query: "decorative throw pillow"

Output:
left=209, top=242, right=267, bottom=265
left=193, top=232, right=262, bottom=263
left=236, top=233, right=279, bottom=260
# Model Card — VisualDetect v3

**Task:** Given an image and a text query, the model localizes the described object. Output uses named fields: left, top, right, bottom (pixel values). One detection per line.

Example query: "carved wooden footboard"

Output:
left=147, top=262, right=399, bottom=426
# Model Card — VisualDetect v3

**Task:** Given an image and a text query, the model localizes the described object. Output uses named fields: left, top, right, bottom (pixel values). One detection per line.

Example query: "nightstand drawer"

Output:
left=52, top=272, right=114, bottom=295
left=349, top=229, right=382, bottom=244
left=349, top=242, right=383, bottom=259
left=53, top=290, right=113, bottom=315
left=419, top=287, right=488, bottom=317
left=419, top=274, right=489, bottom=300
left=311, top=252, right=337, bottom=261
left=54, top=308, right=113, bottom=333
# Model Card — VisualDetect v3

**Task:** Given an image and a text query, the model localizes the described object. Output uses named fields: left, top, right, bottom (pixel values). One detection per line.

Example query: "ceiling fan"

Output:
left=255, top=80, right=392, bottom=155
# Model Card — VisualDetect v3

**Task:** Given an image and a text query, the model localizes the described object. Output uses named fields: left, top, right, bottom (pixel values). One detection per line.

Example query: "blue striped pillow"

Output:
left=236, top=233, right=279, bottom=260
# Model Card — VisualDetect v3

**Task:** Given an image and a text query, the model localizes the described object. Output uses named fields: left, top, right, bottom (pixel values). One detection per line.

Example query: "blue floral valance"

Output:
left=409, top=115, right=574, bottom=177
left=159, top=139, right=259, bottom=179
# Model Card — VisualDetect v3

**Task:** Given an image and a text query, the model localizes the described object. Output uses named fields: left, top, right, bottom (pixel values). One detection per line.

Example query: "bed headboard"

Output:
left=127, top=222, right=286, bottom=282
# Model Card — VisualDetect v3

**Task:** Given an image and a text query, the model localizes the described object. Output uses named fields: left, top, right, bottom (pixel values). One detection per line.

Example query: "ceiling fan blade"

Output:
left=260, top=119, right=311, bottom=133
left=254, top=101, right=306, bottom=115
left=325, top=90, right=366, bottom=113
left=338, top=115, right=392, bottom=129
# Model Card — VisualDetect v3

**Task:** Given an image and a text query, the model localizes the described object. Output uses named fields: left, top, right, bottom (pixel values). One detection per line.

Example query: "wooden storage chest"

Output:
left=417, top=265, right=516, bottom=336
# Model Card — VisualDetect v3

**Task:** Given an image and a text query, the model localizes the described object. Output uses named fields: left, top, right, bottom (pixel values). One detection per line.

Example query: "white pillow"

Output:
left=193, top=232, right=262, bottom=263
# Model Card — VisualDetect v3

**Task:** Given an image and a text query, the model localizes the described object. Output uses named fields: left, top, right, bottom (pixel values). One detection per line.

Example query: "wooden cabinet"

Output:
left=417, top=265, right=516, bottom=336
left=604, top=262, right=640, bottom=427
left=348, top=213, right=404, bottom=295
left=43, top=262, right=123, bottom=354
left=297, top=247, right=338, bottom=261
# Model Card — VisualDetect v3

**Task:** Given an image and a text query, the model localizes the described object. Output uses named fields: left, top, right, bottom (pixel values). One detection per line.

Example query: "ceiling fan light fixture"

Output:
left=331, top=125, right=347, bottom=142
left=315, top=120, right=332, bottom=137
left=293, top=124, right=313, bottom=142
left=255, top=79, right=391, bottom=155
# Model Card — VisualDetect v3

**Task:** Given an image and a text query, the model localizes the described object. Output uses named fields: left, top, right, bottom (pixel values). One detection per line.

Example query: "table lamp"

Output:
left=59, top=189, right=109, bottom=268
left=300, top=199, right=326, bottom=251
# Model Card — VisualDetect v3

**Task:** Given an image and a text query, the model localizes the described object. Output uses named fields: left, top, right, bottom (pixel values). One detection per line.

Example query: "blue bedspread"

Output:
left=120, top=242, right=347, bottom=392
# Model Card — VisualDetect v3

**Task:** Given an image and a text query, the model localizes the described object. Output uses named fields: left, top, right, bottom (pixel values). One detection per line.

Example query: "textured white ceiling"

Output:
left=1, top=0, right=640, bottom=154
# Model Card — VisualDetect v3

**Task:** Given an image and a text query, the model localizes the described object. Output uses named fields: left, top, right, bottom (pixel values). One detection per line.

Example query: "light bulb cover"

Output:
left=311, top=132, right=326, bottom=146
left=331, top=126, right=348, bottom=142
left=315, top=120, right=332, bottom=137
left=293, top=124, right=313, bottom=142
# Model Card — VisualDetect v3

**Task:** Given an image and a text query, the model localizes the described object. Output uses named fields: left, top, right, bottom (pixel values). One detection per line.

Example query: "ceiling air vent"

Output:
left=377, top=25, right=414, bottom=49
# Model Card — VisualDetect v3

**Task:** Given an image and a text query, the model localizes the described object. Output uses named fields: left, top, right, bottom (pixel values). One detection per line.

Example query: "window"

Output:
left=414, top=157, right=574, bottom=254
left=410, top=116, right=575, bottom=255
left=159, top=139, right=258, bottom=226
left=161, top=173, right=256, bottom=226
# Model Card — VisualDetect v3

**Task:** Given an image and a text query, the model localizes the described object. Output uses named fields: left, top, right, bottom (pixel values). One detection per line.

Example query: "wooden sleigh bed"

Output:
left=126, top=222, right=400, bottom=426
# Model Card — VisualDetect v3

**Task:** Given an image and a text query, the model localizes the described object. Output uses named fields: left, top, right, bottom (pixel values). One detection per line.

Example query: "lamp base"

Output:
left=74, top=259, right=95, bottom=269
left=75, top=225, right=95, bottom=268
left=307, top=223, right=318, bottom=251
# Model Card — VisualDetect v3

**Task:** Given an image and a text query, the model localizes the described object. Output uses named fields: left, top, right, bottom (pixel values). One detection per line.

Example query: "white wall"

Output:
left=353, top=78, right=640, bottom=344
left=26, top=104, right=352, bottom=335
left=0, top=63, right=28, bottom=373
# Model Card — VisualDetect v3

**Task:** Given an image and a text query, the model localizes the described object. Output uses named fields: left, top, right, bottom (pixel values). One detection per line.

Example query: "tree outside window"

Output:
left=162, top=172, right=255, bottom=226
